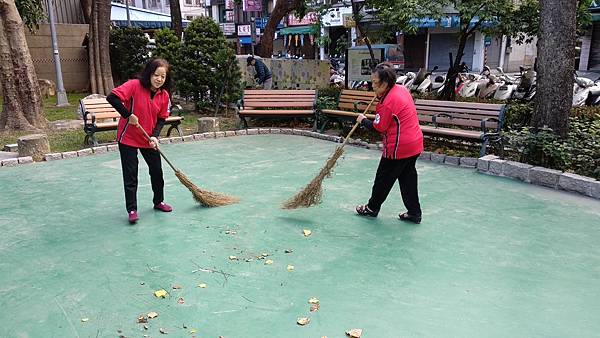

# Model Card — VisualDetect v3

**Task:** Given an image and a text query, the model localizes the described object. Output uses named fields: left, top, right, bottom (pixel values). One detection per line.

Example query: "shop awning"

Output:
left=239, top=37, right=252, bottom=44
left=111, top=2, right=190, bottom=29
left=279, top=25, right=318, bottom=35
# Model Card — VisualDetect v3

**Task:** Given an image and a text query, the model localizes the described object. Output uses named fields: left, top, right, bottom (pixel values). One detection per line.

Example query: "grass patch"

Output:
left=1, top=94, right=241, bottom=153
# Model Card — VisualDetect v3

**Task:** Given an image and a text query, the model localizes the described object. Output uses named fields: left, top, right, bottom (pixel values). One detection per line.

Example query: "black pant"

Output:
left=367, top=155, right=421, bottom=217
left=119, top=143, right=164, bottom=212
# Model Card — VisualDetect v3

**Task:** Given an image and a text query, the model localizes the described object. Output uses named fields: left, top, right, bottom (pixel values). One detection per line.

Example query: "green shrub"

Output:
left=316, top=87, right=340, bottom=110
left=506, top=115, right=600, bottom=179
left=109, top=27, right=149, bottom=84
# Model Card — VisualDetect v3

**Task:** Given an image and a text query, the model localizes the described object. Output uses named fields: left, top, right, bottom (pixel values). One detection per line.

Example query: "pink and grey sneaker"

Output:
left=154, top=202, right=173, bottom=212
left=128, top=210, right=139, bottom=224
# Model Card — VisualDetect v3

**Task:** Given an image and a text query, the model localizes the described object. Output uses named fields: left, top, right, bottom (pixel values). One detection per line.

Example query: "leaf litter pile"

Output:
left=90, top=225, right=363, bottom=337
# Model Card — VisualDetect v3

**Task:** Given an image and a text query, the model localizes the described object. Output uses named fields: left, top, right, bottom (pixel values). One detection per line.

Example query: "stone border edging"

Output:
left=1, top=128, right=598, bottom=200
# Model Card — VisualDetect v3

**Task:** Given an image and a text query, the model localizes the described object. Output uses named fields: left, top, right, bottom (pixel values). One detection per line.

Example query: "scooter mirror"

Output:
left=433, top=65, right=439, bottom=71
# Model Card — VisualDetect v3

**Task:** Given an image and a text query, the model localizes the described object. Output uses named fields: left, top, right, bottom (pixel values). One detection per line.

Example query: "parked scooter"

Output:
left=407, top=66, right=438, bottom=94
left=512, top=66, right=537, bottom=102
left=573, top=75, right=595, bottom=107
left=493, top=67, right=519, bottom=100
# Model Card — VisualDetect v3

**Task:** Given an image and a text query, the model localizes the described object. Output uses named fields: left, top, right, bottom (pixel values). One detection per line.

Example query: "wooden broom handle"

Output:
left=134, top=123, right=178, bottom=172
left=340, top=95, right=378, bottom=148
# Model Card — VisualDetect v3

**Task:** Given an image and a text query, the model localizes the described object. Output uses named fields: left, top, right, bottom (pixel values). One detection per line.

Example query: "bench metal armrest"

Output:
left=481, top=117, right=500, bottom=134
left=432, top=113, right=452, bottom=128
left=353, top=100, right=371, bottom=112
left=170, top=104, right=183, bottom=116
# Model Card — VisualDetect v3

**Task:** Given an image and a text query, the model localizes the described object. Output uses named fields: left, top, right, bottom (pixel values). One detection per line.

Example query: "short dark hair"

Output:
left=247, top=55, right=255, bottom=65
left=138, top=58, right=171, bottom=92
left=371, top=62, right=397, bottom=88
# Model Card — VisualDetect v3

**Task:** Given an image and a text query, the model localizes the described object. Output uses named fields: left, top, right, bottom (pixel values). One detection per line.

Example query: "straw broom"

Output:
left=282, top=96, right=377, bottom=209
left=136, top=125, right=239, bottom=207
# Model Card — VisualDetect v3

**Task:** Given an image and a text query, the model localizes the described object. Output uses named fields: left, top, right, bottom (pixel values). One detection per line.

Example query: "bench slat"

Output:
left=244, top=90, right=315, bottom=95
left=420, top=125, right=482, bottom=139
left=240, top=109, right=313, bottom=116
left=416, top=99, right=506, bottom=111
left=321, top=109, right=376, bottom=119
left=243, top=102, right=314, bottom=108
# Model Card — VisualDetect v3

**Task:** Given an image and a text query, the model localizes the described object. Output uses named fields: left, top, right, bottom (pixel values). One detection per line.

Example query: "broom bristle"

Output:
left=175, top=170, right=239, bottom=207
left=282, top=146, right=345, bottom=209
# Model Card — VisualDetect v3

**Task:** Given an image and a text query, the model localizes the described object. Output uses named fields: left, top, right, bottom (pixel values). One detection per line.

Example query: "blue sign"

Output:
left=255, top=17, right=284, bottom=30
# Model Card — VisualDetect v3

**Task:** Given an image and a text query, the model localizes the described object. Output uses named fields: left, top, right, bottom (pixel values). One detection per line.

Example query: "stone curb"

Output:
left=3, top=128, right=598, bottom=201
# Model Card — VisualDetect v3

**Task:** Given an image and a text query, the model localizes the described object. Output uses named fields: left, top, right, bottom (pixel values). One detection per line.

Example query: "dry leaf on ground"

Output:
left=345, top=328, right=363, bottom=337
left=159, top=327, right=168, bottom=334
left=285, top=249, right=293, bottom=253
left=80, top=318, right=89, bottom=322
left=287, top=265, right=294, bottom=271
left=229, top=255, right=238, bottom=260
left=310, top=303, right=320, bottom=312
left=308, top=297, right=319, bottom=304
left=265, top=259, right=274, bottom=265
left=303, top=229, right=312, bottom=237
left=172, top=284, right=182, bottom=290
left=154, top=289, right=168, bottom=298
left=147, top=311, right=159, bottom=319
left=297, top=317, right=310, bottom=326
left=197, top=283, right=207, bottom=288
left=137, top=315, right=148, bottom=323
left=177, top=297, right=184, bottom=304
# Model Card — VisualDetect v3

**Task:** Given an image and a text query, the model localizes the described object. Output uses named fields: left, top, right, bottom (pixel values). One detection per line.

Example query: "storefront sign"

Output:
left=225, top=0, right=235, bottom=10
left=321, top=7, right=353, bottom=27
left=243, top=0, right=262, bottom=12
left=220, top=23, right=236, bottom=35
left=225, top=10, right=235, bottom=22
left=287, top=12, right=318, bottom=26
left=237, top=24, right=251, bottom=36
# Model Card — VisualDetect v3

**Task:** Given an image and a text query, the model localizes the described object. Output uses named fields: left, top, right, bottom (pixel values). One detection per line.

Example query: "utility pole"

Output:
left=250, top=16, right=256, bottom=55
left=126, top=0, right=132, bottom=27
left=47, top=0, right=69, bottom=107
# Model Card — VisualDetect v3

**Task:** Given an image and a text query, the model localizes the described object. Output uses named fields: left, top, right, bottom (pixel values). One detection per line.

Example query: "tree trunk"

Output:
left=351, top=0, right=375, bottom=67
left=169, top=0, right=183, bottom=40
left=439, top=30, right=468, bottom=101
left=88, top=0, right=113, bottom=95
left=533, top=0, right=576, bottom=137
left=260, top=0, right=303, bottom=58
left=80, top=0, right=92, bottom=24
left=0, top=0, right=46, bottom=130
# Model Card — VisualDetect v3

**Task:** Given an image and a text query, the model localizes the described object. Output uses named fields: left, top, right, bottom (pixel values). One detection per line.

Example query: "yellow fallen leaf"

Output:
left=303, top=229, right=312, bottom=237
left=308, top=297, right=319, bottom=304
left=197, top=283, right=207, bottom=288
left=137, top=315, right=148, bottom=323
left=287, top=265, right=294, bottom=271
left=190, top=329, right=197, bottom=334
left=265, top=259, right=273, bottom=265
left=229, top=255, right=238, bottom=260
left=147, top=311, right=158, bottom=319
left=297, top=317, right=310, bottom=326
left=80, top=318, right=89, bottom=322
left=154, top=289, right=168, bottom=298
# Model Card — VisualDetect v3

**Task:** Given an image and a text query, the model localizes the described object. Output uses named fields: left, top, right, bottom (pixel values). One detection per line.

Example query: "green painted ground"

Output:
left=0, top=134, right=599, bottom=338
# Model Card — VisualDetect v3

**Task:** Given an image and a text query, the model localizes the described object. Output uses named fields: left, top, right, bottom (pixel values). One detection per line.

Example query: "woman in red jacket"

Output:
left=107, top=59, right=173, bottom=224
left=355, top=62, right=424, bottom=224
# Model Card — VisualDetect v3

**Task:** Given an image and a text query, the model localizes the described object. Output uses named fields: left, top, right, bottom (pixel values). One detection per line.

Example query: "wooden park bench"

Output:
left=81, top=97, right=184, bottom=146
left=318, top=89, right=506, bottom=156
left=237, top=89, right=318, bottom=130
left=318, top=89, right=377, bottom=132
left=415, top=100, right=506, bottom=157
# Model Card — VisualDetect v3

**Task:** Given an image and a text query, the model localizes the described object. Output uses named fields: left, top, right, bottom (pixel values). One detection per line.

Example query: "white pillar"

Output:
left=499, top=35, right=507, bottom=70
left=350, top=27, right=357, bottom=47
left=424, top=30, right=430, bottom=69
left=472, top=31, right=485, bottom=72
left=320, top=27, right=327, bottom=60
left=579, top=29, right=592, bottom=71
